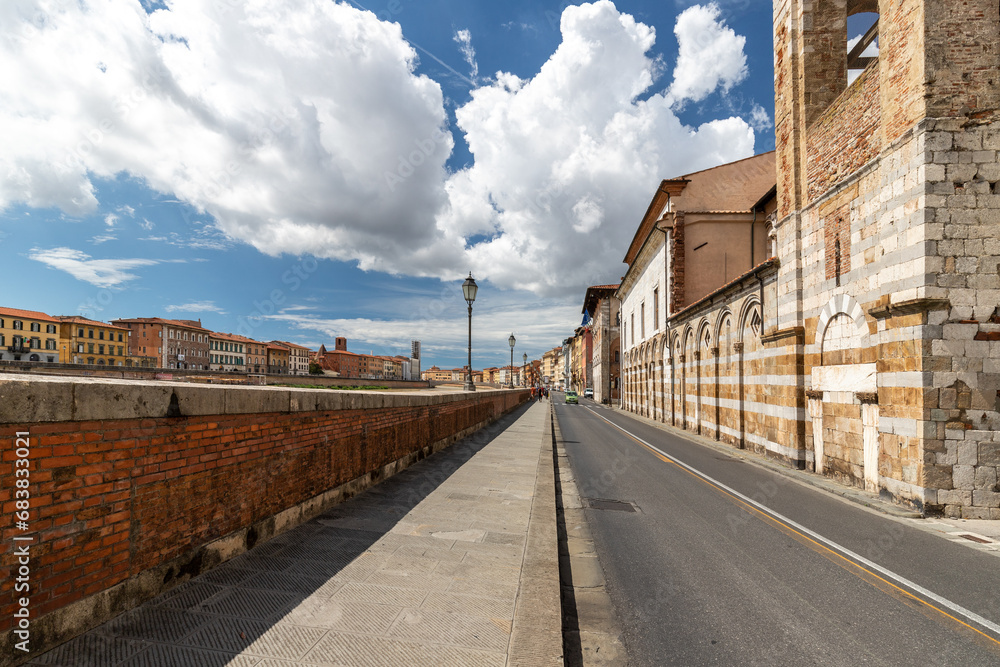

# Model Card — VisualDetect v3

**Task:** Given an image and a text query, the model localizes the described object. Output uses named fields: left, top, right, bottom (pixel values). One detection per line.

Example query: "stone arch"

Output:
left=671, top=333, right=684, bottom=426
left=816, top=293, right=868, bottom=350
left=737, top=296, right=763, bottom=344
left=659, top=334, right=670, bottom=422
left=683, top=327, right=697, bottom=431
left=716, top=311, right=736, bottom=445
left=696, top=320, right=712, bottom=435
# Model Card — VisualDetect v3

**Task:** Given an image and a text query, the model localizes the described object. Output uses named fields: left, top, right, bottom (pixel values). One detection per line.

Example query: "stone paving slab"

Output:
left=26, top=400, right=561, bottom=667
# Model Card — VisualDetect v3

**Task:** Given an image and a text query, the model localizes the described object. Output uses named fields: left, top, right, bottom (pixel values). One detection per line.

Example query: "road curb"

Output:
left=552, top=402, right=628, bottom=666
left=601, top=405, right=923, bottom=520
left=508, top=401, right=564, bottom=666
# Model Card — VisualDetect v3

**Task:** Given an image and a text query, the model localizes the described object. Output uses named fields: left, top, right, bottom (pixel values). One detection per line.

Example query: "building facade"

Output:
left=618, top=2, right=1000, bottom=518
left=267, top=343, right=290, bottom=374
left=112, top=318, right=211, bottom=370
left=274, top=341, right=311, bottom=375
left=0, top=307, right=61, bottom=363
left=584, top=285, right=620, bottom=403
left=57, top=317, right=134, bottom=367
left=209, top=332, right=247, bottom=372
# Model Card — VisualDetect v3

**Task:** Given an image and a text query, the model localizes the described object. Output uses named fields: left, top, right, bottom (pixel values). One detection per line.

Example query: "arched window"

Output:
left=847, top=9, right=879, bottom=85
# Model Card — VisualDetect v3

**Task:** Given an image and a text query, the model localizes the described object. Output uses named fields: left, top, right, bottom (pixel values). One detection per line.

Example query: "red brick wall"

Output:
left=806, top=62, right=881, bottom=202
left=0, top=389, right=527, bottom=642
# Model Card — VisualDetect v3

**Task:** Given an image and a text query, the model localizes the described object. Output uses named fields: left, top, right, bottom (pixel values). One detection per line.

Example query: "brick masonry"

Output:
left=0, top=376, right=528, bottom=657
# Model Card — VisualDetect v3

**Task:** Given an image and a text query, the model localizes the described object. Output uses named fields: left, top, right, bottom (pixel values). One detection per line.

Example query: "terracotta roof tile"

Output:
left=0, top=307, right=59, bottom=322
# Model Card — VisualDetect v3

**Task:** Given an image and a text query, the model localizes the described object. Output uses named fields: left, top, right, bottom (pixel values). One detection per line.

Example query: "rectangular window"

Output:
left=630, top=313, right=635, bottom=345
left=78, top=344, right=84, bottom=353
left=99, top=330, right=105, bottom=340
left=88, top=329, right=94, bottom=338
left=78, top=328, right=84, bottom=337
left=653, top=288, right=659, bottom=330
left=641, top=303, right=646, bottom=339
left=98, top=345, right=105, bottom=355
left=118, top=346, right=123, bottom=356
left=30, top=322, right=40, bottom=332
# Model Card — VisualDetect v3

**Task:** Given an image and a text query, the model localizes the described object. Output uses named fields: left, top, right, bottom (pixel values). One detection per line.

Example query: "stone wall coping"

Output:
left=0, top=373, right=520, bottom=425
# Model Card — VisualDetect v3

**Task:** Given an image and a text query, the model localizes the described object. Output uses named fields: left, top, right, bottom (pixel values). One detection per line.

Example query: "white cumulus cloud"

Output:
left=3, top=0, right=760, bottom=299
left=436, top=0, right=756, bottom=295
left=0, top=0, right=452, bottom=267
left=668, top=3, right=748, bottom=105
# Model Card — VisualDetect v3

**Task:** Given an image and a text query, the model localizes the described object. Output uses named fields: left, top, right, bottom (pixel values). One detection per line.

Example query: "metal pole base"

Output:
left=464, top=380, right=476, bottom=391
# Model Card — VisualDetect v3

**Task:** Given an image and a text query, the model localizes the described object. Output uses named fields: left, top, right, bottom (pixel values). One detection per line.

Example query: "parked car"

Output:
left=583, top=388, right=594, bottom=398
left=565, top=391, right=579, bottom=404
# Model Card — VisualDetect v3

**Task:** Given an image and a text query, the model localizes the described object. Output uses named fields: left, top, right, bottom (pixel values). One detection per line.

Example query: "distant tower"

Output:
left=410, top=340, right=421, bottom=379
left=335, top=337, right=347, bottom=351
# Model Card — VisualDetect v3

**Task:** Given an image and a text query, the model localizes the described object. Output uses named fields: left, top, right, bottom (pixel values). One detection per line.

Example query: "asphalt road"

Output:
left=553, top=397, right=1000, bottom=666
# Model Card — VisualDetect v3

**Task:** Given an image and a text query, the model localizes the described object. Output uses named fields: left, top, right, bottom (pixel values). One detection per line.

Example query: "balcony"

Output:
left=8, top=342, right=31, bottom=354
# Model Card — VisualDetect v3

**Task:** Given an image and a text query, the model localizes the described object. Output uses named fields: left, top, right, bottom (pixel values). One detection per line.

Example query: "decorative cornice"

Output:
left=868, top=297, right=951, bottom=320
left=856, top=391, right=879, bottom=403
left=761, top=326, right=805, bottom=345
left=805, top=389, right=824, bottom=400
left=733, top=342, right=744, bottom=353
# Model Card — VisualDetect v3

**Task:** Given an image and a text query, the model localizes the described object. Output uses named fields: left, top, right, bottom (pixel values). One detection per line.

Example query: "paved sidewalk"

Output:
left=27, top=400, right=561, bottom=667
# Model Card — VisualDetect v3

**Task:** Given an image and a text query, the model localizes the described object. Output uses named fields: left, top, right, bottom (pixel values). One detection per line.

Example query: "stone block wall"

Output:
left=0, top=376, right=529, bottom=656
left=920, top=118, right=1000, bottom=518
left=621, top=264, right=809, bottom=468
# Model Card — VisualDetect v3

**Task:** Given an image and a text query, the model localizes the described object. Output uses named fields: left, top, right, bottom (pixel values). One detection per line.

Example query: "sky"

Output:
left=0, top=0, right=803, bottom=370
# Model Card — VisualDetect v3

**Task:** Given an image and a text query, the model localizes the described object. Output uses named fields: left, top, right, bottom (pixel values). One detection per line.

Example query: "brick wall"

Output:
left=806, top=62, right=880, bottom=204
left=0, top=377, right=528, bottom=656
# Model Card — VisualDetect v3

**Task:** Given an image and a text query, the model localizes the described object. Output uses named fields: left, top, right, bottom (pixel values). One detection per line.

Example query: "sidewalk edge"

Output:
left=508, top=402, right=564, bottom=666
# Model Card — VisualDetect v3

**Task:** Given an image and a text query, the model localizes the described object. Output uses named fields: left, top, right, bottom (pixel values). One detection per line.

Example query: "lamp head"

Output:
left=462, top=272, right=478, bottom=305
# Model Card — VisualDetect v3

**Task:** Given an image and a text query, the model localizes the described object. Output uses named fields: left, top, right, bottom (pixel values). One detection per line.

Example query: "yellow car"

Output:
left=565, top=391, right=579, bottom=404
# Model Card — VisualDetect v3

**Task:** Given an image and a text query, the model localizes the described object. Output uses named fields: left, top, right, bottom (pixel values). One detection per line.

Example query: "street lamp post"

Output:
left=523, top=352, right=528, bottom=388
left=508, top=333, right=516, bottom=388
left=462, top=273, right=478, bottom=392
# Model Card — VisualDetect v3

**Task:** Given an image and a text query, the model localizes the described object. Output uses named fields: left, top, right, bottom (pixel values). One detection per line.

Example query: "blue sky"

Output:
left=1, top=0, right=783, bottom=370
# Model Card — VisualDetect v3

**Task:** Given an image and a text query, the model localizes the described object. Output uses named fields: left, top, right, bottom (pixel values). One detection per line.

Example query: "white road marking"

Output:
left=584, top=406, right=1000, bottom=639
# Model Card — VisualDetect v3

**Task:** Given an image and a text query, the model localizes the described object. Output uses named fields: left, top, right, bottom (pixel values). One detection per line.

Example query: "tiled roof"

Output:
left=273, top=341, right=312, bottom=351
left=55, top=316, right=129, bottom=330
left=0, top=307, right=59, bottom=322
left=668, top=151, right=776, bottom=213
left=113, top=317, right=210, bottom=332
left=623, top=152, right=776, bottom=266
